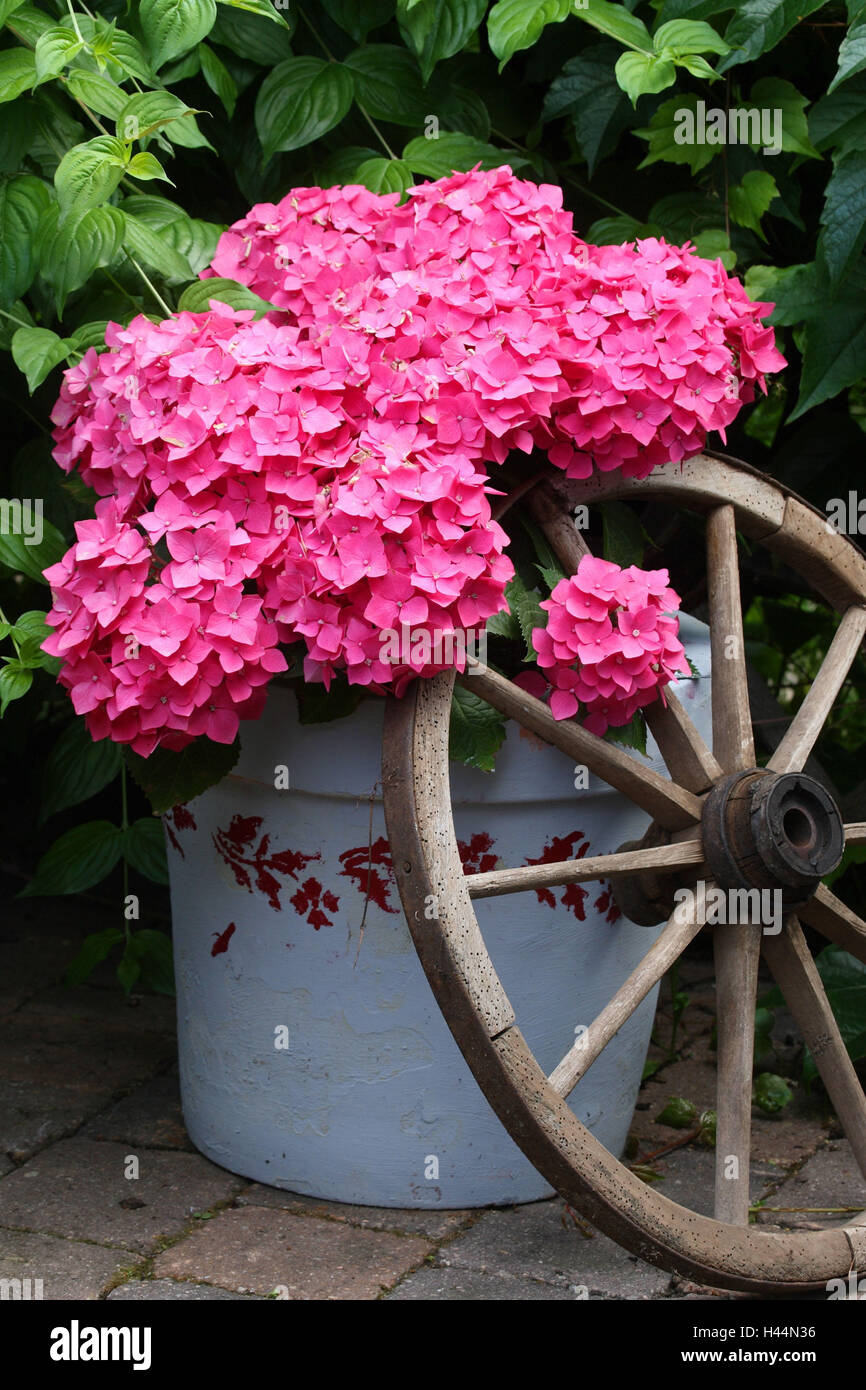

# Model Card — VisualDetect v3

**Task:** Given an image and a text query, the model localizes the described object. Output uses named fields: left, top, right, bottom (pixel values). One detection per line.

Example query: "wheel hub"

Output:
left=702, top=769, right=844, bottom=904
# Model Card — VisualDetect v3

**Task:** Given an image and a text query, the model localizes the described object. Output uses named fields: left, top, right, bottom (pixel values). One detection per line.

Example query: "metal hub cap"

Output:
left=701, top=769, right=845, bottom=903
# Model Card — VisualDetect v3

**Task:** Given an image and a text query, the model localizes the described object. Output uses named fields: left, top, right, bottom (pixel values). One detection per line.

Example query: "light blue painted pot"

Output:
left=167, top=615, right=712, bottom=1207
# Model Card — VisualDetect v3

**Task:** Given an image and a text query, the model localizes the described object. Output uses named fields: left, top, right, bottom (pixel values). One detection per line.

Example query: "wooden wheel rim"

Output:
left=382, top=451, right=866, bottom=1295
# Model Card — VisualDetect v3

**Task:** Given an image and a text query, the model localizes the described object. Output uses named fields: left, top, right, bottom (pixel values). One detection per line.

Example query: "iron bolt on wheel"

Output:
left=382, top=451, right=866, bottom=1295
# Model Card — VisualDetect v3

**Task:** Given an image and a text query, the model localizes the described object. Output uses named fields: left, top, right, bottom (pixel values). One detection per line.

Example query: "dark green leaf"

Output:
left=0, top=497, right=65, bottom=578
left=803, top=945, right=866, bottom=1083
left=295, top=679, right=364, bottom=724
left=605, top=710, right=648, bottom=755
left=542, top=44, right=632, bottom=175
left=54, top=135, right=127, bottom=214
left=437, top=86, right=490, bottom=140
left=486, top=607, right=521, bottom=639
left=209, top=4, right=294, bottom=63
left=65, top=70, right=129, bottom=122
left=0, top=660, right=32, bottom=714
left=753, top=1071, right=793, bottom=1113
left=574, top=0, right=653, bottom=49
left=126, top=151, right=172, bottom=182
left=504, top=574, right=546, bottom=662
left=20, top=820, right=124, bottom=896
left=161, top=216, right=223, bottom=274
left=353, top=156, right=411, bottom=196
left=33, top=26, right=83, bottom=84
left=217, top=0, right=292, bottom=23
left=488, top=0, right=572, bottom=68
left=635, top=94, right=718, bottom=174
left=11, top=326, right=76, bottom=392
left=199, top=41, right=238, bottom=118
left=36, top=202, right=125, bottom=316
left=93, top=25, right=154, bottom=83
left=449, top=681, right=507, bottom=771
left=321, top=0, right=394, bottom=43
left=130, top=928, right=174, bottom=994
left=718, top=0, right=826, bottom=72
left=141, top=0, right=217, bottom=72
left=820, top=152, right=866, bottom=289
left=601, top=500, right=644, bottom=567
left=41, top=720, right=123, bottom=821
left=121, top=210, right=194, bottom=281
left=0, top=0, right=26, bottom=27
left=0, top=174, right=51, bottom=306
left=810, top=74, right=866, bottom=155
left=829, top=15, right=866, bottom=92
left=65, top=927, right=124, bottom=986
left=615, top=50, right=676, bottom=104
left=402, top=131, right=523, bottom=177
left=748, top=77, right=818, bottom=158
left=652, top=18, right=728, bottom=55
left=116, top=90, right=199, bottom=143
left=342, top=45, right=429, bottom=126
left=124, top=816, right=170, bottom=884
left=397, top=0, right=487, bottom=83
left=255, top=56, right=354, bottom=158
left=116, top=936, right=141, bottom=993
left=0, top=48, right=36, bottom=106
left=3, top=4, right=52, bottom=46
left=125, top=737, right=240, bottom=813
left=791, top=287, right=866, bottom=419
left=177, top=276, right=278, bottom=315
left=0, top=98, right=35, bottom=172
left=729, top=170, right=778, bottom=238
left=656, top=1095, right=698, bottom=1128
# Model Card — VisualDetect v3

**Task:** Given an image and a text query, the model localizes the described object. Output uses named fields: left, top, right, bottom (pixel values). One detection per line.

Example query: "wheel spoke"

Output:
left=713, top=919, right=761, bottom=1224
left=763, top=917, right=866, bottom=1180
left=645, top=688, right=723, bottom=793
left=768, top=607, right=866, bottom=775
left=458, top=664, right=703, bottom=830
left=846, top=823, right=866, bottom=845
left=526, top=480, right=591, bottom=573
left=466, top=837, right=705, bottom=899
left=549, top=890, right=707, bottom=1099
left=798, top=884, right=866, bottom=966
left=707, top=504, right=755, bottom=772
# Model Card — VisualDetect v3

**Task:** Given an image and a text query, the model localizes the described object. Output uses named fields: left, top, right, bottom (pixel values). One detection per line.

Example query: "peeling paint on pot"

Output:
left=168, top=616, right=711, bottom=1207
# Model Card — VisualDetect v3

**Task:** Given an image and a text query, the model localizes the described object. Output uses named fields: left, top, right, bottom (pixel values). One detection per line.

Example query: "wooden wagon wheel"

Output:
left=382, top=451, right=866, bottom=1295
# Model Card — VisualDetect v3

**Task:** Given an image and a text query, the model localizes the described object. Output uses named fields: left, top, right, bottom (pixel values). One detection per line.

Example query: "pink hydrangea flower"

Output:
left=45, top=166, right=783, bottom=752
left=531, top=557, right=690, bottom=736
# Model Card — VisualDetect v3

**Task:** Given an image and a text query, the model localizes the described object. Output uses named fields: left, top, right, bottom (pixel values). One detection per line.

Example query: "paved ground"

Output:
left=2, top=893, right=864, bottom=1301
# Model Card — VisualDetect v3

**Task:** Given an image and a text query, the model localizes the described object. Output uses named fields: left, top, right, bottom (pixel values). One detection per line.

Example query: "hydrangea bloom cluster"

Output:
left=208, top=165, right=784, bottom=479
left=45, top=166, right=783, bottom=754
left=530, top=557, right=689, bottom=736
left=46, top=306, right=511, bottom=754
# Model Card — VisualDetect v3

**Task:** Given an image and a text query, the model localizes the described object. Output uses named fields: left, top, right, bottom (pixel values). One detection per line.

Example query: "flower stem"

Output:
left=125, top=254, right=174, bottom=318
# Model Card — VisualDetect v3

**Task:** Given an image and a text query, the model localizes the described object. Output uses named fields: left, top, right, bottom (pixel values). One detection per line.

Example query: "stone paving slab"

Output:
left=235, top=1183, right=473, bottom=1241
left=435, top=1198, right=672, bottom=1299
left=81, top=1072, right=193, bottom=1152
left=20, top=986, right=175, bottom=1034
left=153, top=1206, right=431, bottom=1299
left=649, top=1146, right=782, bottom=1218
left=753, top=1141, right=866, bottom=1229
left=0, top=1079, right=115, bottom=1165
left=386, top=1265, right=579, bottom=1300
left=0, top=1138, right=243, bottom=1253
left=108, top=1278, right=259, bottom=1301
left=0, top=1010, right=173, bottom=1095
left=0, top=1227, right=139, bottom=1300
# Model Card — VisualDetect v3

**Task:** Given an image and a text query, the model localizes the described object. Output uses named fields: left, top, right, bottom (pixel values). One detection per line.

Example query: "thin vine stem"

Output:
left=297, top=3, right=397, bottom=159
left=125, top=254, right=173, bottom=317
